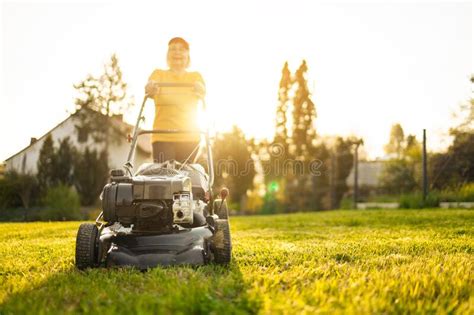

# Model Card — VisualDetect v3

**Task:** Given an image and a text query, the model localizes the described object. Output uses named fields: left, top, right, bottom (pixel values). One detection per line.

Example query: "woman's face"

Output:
left=167, top=42, right=189, bottom=70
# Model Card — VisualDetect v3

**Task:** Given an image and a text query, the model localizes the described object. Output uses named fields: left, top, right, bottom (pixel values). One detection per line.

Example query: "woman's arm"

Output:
left=145, top=70, right=162, bottom=98
left=194, top=72, right=206, bottom=98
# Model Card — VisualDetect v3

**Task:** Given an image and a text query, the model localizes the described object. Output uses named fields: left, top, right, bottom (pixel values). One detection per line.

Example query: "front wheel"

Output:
left=75, top=223, right=100, bottom=270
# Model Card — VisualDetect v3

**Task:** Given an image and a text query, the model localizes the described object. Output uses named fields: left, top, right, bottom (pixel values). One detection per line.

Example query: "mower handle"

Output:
left=152, top=83, right=197, bottom=88
left=147, top=82, right=205, bottom=100
left=138, top=129, right=204, bottom=136
left=127, top=82, right=212, bottom=187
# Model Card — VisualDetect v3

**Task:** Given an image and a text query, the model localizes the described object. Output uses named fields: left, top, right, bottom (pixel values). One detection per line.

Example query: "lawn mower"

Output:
left=75, top=83, right=231, bottom=270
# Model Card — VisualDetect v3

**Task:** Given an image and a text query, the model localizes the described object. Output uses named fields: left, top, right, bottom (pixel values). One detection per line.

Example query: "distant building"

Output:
left=4, top=110, right=152, bottom=174
left=346, top=160, right=385, bottom=188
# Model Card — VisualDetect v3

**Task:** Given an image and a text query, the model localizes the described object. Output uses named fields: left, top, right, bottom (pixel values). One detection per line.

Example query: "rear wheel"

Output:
left=75, top=223, right=99, bottom=270
left=213, top=199, right=229, bottom=219
left=212, top=219, right=232, bottom=264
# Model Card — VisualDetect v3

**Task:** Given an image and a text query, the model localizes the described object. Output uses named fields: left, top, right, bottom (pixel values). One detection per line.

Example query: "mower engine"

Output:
left=101, top=169, right=196, bottom=232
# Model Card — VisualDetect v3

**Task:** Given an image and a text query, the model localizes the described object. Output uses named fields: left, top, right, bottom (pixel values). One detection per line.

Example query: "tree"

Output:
left=454, top=75, right=474, bottom=133
left=430, top=75, right=474, bottom=188
left=259, top=63, right=294, bottom=212
left=52, top=137, right=75, bottom=187
left=430, top=131, right=474, bottom=189
left=287, top=60, right=317, bottom=211
left=404, top=134, right=421, bottom=159
left=261, top=60, right=355, bottom=212
left=73, top=54, right=131, bottom=153
left=0, top=176, right=22, bottom=210
left=379, top=159, right=418, bottom=194
left=37, top=135, right=56, bottom=191
left=380, top=125, right=422, bottom=194
left=213, top=126, right=256, bottom=207
left=425, top=76, right=474, bottom=190
left=37, top=135, right=75, bottom=191
left=274, top=62, right=291, bottom=152
left=4, top=171, right=38, bottom=220
left=306, top=137, right=356, bottom=210
left=384, top=123, right=405, bottom=158
left=73, top=148, right=109, bottom=206
left=310, top=142, right=331, bottom=210
left=332, top=137, right=356, bottom=208
left=291, top=60, right=316, bottom=159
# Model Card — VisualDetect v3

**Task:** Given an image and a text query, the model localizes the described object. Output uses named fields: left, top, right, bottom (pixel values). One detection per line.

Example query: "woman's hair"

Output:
left=167, top=37, right=190, bottom=68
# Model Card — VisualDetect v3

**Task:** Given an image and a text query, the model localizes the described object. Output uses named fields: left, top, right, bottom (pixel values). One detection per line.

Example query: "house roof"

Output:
left=4, top=109, right=151, bottom=162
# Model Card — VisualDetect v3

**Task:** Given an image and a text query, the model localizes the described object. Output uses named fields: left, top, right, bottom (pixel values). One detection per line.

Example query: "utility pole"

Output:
left=422, top=129, right=428, bottom=201
left=330, top=153, right=337, bottom=210
left=353, top=139, right=364, bottom=209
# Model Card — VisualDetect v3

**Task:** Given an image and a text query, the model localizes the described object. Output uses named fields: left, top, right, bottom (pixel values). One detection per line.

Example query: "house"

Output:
left=346, top=160, right=385, bottom=188
left=4, top=111, right=152, bottom=174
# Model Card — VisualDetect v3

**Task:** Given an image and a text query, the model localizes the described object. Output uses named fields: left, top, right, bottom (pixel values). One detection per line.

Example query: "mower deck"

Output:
left=106, top=226, right=214, bottom=269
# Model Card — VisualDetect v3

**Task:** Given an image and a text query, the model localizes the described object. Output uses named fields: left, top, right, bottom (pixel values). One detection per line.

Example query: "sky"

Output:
left=0, top=0, right=472, bottom=161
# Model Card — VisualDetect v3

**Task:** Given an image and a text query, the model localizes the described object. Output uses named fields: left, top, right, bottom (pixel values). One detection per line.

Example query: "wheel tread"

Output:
left=75, top=223, right=98, bottom=269
left=213, top=219, right=232, bottom=264
left=214, top=199, right=229, bottom=219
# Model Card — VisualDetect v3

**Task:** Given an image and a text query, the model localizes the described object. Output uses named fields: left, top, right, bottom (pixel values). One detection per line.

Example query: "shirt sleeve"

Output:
left=148, top=69, right=162, bottom=82
left=194, top=72, right=205, bottom=86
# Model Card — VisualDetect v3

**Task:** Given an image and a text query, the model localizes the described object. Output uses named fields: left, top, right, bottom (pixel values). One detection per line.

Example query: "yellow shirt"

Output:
left=148, top=69, right=205, bottom=142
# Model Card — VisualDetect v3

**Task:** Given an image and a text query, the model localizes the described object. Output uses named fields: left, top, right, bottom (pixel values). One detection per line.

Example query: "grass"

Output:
left=0, top=209, right=473, bottom=314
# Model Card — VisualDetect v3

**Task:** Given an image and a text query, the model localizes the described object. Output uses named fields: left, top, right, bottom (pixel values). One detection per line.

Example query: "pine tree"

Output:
left=288, top=60, right=317, bottom=211
left=292, top=60, right=316, bottom=159
left=37, top=135, right=56, bottom=191
left=73, top=148, right=108, bottom=206
left=52, top=137, right=75, bottom=187
left=262, top=62, right=293, bottom=211
left=274, top=62, right=291, bottom=151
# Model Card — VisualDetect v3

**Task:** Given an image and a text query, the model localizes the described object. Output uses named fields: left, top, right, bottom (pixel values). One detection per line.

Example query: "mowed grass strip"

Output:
left=0, top=209, right=473, bottom=314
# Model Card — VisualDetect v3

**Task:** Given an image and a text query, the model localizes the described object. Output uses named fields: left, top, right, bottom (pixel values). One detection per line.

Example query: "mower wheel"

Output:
left=213, top=199, right=229, bottom=219
left=75, top=223, right=99, bottom=270
left=212, top=219, right=232, bottom=264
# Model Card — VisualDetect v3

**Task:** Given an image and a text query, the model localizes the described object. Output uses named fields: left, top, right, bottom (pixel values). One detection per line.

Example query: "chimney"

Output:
left=30, top=137, right=38, bottom=145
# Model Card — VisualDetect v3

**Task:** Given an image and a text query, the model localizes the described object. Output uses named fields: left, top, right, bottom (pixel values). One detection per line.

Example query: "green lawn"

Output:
left=0, top=209, right=473, bottom=314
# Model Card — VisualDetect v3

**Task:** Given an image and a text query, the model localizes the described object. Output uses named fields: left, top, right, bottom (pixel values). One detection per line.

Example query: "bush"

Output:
left=0, top=178, right=22, bottom=210
left=458, top=183, right=474, bottom=201
left=42, top=185, right=81, bottom=221
left=366, top=194, right=399, bottom=203
left=260, top=194, right=286, bottom=214
left=438, top=183, right=474, bottom=202
left=339, top=197, right=354, bottom=209
left=399, top=192, right=440, bottom=209
left=0, top=172, right=40, bottom=214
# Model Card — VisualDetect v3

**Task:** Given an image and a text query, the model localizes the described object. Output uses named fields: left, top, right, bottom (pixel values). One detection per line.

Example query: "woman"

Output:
left=145, top=37, right=206, bottom=163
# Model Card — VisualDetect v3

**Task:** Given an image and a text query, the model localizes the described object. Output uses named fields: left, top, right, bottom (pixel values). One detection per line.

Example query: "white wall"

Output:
left=5, top=114, right=152, bottom=174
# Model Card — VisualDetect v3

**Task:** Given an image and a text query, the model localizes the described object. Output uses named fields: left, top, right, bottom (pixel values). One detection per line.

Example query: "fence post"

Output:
left=422, top=129, right=428, bottom=201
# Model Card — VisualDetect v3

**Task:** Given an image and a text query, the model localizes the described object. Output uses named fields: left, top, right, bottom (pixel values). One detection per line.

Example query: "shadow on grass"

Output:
left=1, top=261, right=260, bottom=315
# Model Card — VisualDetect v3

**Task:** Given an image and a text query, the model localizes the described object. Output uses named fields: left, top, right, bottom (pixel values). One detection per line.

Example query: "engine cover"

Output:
left=101, top=172, right=193, bottom=231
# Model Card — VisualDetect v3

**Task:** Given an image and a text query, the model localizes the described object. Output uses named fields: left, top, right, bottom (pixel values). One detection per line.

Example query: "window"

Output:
left=78, top=127, right=88, bottom=143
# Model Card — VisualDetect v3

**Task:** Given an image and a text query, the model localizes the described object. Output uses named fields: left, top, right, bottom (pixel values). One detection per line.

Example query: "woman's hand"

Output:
left=194, top=82, right=206, bottom=98
left=145, top=81, right=160, bottom=98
